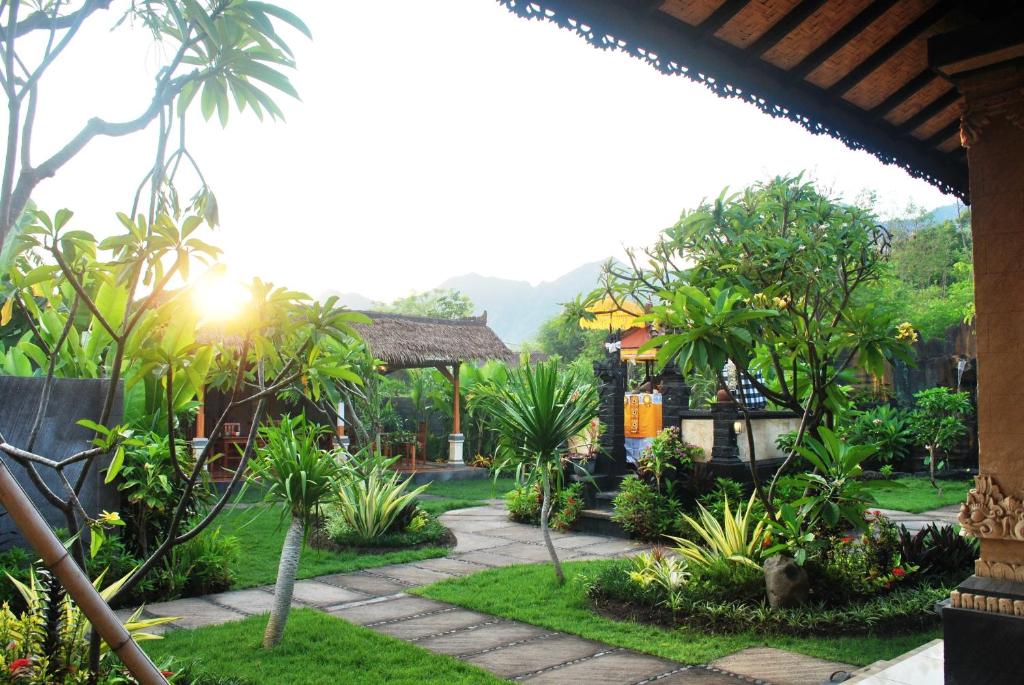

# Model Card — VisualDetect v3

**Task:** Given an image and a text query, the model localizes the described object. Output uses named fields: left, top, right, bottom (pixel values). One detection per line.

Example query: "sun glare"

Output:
left=191, top=270, right=252, bottom=324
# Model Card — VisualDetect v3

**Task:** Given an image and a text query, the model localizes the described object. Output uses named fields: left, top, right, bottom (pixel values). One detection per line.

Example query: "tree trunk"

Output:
left=263, top=516, right=304, bottom=648
left=540, top=476, right=564, bottom=585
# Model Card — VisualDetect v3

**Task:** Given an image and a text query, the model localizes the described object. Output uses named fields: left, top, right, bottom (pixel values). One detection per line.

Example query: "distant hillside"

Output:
left=321, top=291, right=375, bottom=310
left=885, top=203, right=966, bottom=234
left=439, top=261, right=607, bottom=345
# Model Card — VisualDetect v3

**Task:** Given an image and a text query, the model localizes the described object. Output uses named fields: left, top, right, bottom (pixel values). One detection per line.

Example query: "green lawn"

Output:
left=146, top=609, right=501, bottom=685
left=870, top=477, right=972, bottom=514
left=420, top=476, right=516, bottom=502
left=216, top=506, right=448, bottom=589
left=413, top=561, right=939, bottom=667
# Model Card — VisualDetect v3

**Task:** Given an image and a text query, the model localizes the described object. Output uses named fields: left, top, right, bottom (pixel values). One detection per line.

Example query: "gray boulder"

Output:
left=763, top=554, right=809, bottom=608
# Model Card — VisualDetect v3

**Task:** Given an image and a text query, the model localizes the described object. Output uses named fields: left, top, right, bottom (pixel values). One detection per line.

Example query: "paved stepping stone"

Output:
left=415, top=622, right=552, bottom=656
left=551, top=533, right=617, bottom=549
left=453, top=532, right=519, bottom=553
left=463, top=634, right=607, bottom=678
left=444, top=517, right=517, bottom=533
left=145, top=597, right=245, bottom=629
left=370, top=563, right=458, bottom=586
left=573, top=540, right=646, bottom=557
left=289, top=580, right=366, bottom=606
left=319, top=571, right=411, bottom=596
left=327, top=595, right=450, bottom=625
left=406, top=556, right=488, bottom=576
left=522, top=650, right=678, bottom=684
left=373, top=608, right=492, bottom=640
left=710, top=647, right=853, bottom=685
left=452, top=550, right=524, bottom=567
left=206, top=588, right=282, bottom=614
left=650, top=666, right=754, bottom=683
left=484, top=542, right=560, bottom=563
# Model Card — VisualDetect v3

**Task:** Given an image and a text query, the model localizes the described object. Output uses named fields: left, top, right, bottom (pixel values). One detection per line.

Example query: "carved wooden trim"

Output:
left=960, top=87, right=1024, bottom=148
left=976, top=559, right=1024, bottom=582
left=951, top=590, right=1024, bottom=617
left=958, top=475, right=1024, bottom=540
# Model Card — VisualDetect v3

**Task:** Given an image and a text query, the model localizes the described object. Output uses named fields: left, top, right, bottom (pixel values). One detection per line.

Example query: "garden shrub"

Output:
left=898, top=522, right=978, bottom=583
left=842, top=405, right=915, bottom=468
left=0, top=547, right=32, bottom=613
left=611, top=475, right=677, bottom=541
left=326, top=507, right=449, bottom=549
left=506, top=482, right=585, bottom=531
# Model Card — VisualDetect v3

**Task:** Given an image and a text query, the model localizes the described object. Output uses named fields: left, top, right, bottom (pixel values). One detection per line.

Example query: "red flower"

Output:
left=893, top=567, right=906, bottom=577
left=161, top=671, right=175, bottom=677
left=9, top=658, right=30, bottom=673
left=840, top=536, right=854, bottom=544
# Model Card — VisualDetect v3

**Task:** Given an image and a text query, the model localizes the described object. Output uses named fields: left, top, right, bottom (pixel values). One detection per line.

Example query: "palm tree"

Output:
left=250, top=415, right=340, bottom=648
left=474, top=360, right=599, bottom=584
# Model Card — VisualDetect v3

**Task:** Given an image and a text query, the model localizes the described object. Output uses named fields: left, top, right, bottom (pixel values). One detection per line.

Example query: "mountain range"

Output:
left=325, top=261, right=606, bottom=346
left=327, top=203, right=961, bottom=346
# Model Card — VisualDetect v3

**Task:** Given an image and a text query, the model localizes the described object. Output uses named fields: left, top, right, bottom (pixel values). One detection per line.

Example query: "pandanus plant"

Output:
left=474, top=360, right=599, bottom=584
left=250, top=415, right=341, bottom=648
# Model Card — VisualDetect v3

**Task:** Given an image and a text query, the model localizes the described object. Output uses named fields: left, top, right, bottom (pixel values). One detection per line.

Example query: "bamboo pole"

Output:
left=0, top=460, right=168, bottom=685
left=452, top=362, right=461, bottom=434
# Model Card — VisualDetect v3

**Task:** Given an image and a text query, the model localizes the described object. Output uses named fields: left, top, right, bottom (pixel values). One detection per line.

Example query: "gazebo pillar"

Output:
left=449, top=361, right=465, bottom=464
left=932, top=42, right=1024, bottom=683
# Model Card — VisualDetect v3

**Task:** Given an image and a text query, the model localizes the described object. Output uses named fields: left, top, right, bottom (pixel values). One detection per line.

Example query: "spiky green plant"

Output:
left=472, top=360, right=599, bottom=584
left=251, top=414, right=341, bottom=648
left=332, top=466, right=430, bottom=542
left=669, top=492, right=767, bottom=571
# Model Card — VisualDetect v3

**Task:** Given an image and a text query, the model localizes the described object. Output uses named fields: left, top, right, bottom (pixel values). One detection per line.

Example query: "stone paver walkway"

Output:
left=875, top=504, right=960, bottom=532
left=139, top=502, right=852, bottom=684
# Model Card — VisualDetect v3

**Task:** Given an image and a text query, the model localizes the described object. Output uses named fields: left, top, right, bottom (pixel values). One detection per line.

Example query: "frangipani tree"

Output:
left=0, top=210, right=366, bottom=680
left=473, top=360, right=598, bottom=584
left=588, top=176, right=916, bottom=510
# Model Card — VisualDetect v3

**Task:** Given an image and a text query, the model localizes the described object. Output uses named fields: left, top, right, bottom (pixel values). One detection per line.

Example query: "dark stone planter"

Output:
left=0, top=376, right=122, bottom=549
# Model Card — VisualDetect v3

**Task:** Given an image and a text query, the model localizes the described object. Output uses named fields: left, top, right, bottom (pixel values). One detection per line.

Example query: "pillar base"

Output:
left=448, top=434, right=465, bottom=464
left=944, top=589, right=1024, bottom=683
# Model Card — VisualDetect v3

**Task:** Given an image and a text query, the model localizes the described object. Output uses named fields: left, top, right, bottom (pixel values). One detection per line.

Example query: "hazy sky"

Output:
left=26, top=0, right=956, bottom=302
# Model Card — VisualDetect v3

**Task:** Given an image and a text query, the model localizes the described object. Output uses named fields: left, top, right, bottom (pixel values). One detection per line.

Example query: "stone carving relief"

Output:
left=958, top=475, right=1024, bottom=541
left=951, top=590, right=1024, bottom=617
left=976, top=559, right=1024, bottom=582
left=960, top=87, right=1024, bottom=148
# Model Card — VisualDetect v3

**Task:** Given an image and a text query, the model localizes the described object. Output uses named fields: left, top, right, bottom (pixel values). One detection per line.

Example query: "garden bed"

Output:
left=310, top=517, right=456, bottom=555
left=588, top=560, right=948, bottom=637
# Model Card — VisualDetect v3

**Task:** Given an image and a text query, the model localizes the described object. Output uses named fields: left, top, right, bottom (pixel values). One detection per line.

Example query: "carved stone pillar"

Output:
left=931, top=38, right=1024, bottom=684
left=660, top=360, right=690, bottom=433
left=594, top=347, right=626, bottom=478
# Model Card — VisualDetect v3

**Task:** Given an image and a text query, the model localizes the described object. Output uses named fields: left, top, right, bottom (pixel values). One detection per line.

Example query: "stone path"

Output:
left=137, top=502, right=853, bottom=684
left=875, top=504, right=960, bottom=532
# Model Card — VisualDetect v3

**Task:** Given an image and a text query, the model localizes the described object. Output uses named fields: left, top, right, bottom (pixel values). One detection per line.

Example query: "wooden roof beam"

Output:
left=791, top=0, right=899, bottom=79
left=747, top=0, right=828, bottom=57
left=828, top=0, right=955, bottom=96
left=896, top=89, right=961, bottom=133
left=922, top=120, right=960, bottom=148
left=868, top=69, right=935, bottom=117
left=697, top=0, right=748, bottom=37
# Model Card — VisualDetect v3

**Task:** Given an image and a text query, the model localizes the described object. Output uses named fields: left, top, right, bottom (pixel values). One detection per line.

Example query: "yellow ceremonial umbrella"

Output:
left=579, top=297, right=645, bottom=331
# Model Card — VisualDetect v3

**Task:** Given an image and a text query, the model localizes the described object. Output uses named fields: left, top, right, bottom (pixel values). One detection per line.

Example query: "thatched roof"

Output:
left=496, top=1, right=1021, bottom=202
left=352, top=311, right=515, bottom=369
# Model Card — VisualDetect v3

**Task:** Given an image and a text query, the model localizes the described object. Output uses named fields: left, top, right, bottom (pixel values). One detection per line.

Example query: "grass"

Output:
left=421, top=476, right=516, bottom=502
left=215, top=505, right=447, bottom=589
left=413, top=561, right=940, bottom=667
left=870, top=477, right=972, bottom=514
left=145, top=609, right=502, bottom=685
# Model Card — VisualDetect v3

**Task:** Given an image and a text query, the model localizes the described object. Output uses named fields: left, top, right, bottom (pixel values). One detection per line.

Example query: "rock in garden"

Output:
left=763, top=555, right=809, bottom=609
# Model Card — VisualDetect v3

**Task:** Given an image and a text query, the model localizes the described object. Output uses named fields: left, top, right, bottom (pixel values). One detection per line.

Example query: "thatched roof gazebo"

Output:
left=352, top=311, right=514, bottom=461
left=497, top=1, right=1023, bottom=680
left=351, top=311, right=514, bottom=371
